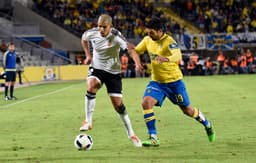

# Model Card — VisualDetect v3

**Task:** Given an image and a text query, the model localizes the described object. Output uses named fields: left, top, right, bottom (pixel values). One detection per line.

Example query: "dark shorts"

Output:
left=5, top=71, right=16, bottom=82
left=143, top=80, right=190, bottom=107
left=88, top=67, right=122, bottom=96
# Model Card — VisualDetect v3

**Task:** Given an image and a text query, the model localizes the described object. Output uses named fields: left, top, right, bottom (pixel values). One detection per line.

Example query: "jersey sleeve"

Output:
left=81, top=31, right=89, bottom=41
left=112, top=28, right=128, bottom=51
left=118, top=36, right=128, bottom=51
left=135, top=37, right=147, bottom=55
left=166, top=42, right=182, bottom=63
left=82, top=28, right=97, bottom=41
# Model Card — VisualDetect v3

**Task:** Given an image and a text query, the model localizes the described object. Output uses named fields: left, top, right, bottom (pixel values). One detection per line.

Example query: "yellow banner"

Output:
left=0, top=65, right=89, bottom=83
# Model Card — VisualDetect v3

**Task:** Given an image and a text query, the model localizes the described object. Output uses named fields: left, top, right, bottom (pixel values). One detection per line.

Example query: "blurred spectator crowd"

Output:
left=30, top=0, right=256, bottom=77
left=31, top=0, right=196, bottom=38
left=180, top=48, right=256, bottom=76
left=31, top=0, right=256, bottom=38
left=32, top=0, right=163, bottom=38
left=170, top=0, right=256, bottom=34
left=119, top=47, right=256, bottom=78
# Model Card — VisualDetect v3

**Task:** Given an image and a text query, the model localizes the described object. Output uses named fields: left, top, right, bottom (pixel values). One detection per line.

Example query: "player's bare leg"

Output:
left=181, top=106, right=215, bottom=142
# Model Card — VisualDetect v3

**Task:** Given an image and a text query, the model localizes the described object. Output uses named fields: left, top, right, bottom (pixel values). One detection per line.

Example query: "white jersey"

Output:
left=82, top=27, right=128, bottom=74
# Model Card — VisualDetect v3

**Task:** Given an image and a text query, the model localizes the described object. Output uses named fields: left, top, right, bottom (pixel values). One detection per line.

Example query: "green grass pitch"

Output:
left=0, top=75, right=255, bottom=163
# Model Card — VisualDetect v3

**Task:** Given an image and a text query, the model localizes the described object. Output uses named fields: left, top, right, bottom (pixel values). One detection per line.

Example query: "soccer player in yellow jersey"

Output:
left=134, top=17, right=215, bottom=146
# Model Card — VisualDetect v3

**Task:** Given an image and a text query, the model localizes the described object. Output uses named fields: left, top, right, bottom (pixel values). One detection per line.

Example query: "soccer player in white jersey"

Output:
left=80, top=14, right=143, bottom=147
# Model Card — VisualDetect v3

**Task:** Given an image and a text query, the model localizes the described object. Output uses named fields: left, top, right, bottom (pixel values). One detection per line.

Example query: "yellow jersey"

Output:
left=135, top=33, right=183, bottom=83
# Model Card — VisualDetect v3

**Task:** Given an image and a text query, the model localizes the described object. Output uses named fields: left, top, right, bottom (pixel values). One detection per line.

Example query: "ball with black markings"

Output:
left=74, top=134, right=93, bottom=151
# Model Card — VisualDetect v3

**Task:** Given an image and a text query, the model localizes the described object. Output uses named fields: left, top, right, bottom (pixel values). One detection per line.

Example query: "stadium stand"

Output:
left=169, top=0, right=256, bottom=33
left=0, top=20, right=72, bottom=67
left=0, top=0, right=72, bottom=67
left=1, top=1, right=256, bottom=76
left=31, top=0, right=174, bottom=38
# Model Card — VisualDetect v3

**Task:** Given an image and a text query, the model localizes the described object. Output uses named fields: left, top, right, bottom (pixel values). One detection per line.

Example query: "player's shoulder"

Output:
left=3, top=50, right=9, bottom=56
left=82, top=27, right=99, bottom=39
left=111, top=28, right=121, bottom=36
left=165, top=33, right=176, bottom=42
left=164, top=34, right=179, bottom=49
left=142, top=36, right=153, bottom=42
left=85, top=27, right=98, bottom=34
left=111, top=28, right=127, bottom=41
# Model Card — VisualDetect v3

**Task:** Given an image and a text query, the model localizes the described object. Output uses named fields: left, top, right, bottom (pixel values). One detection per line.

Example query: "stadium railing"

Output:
left=0, top=24, right=72, bottom=66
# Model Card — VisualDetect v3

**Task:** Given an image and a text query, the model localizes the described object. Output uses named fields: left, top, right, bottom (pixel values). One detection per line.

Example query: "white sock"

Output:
left=150, top=134, right=158, bottom=139
left=85, top=96, right=95, bottom=125
left=118, top=110, right=135, bottom=137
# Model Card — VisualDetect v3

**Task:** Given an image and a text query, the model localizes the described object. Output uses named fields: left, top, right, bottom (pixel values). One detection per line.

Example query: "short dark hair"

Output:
left=145, top=16, right=164, bottom=30
left=7, top=42, right=14, bottom=47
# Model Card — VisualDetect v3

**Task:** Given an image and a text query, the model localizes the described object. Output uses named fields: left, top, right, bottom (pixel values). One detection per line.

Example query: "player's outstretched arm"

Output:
left=81, top=39, right=92, bottom=65
left=127, top=42, right=144, bottom=73
left=166, top=48, right=182, bottom=63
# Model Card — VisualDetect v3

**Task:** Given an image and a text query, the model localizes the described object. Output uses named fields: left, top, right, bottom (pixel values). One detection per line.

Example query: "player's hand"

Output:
left=135, top=63, right=144, bottom=73
left=127, top=42, right=135, bottom=50
left=84, top=55, right=92, bottom=65
left=155, top=56, right=169, bottom=64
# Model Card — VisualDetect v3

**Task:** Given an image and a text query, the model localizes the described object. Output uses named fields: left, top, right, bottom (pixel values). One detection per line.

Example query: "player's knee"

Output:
left=142, top=97, right=155, bottom=109
left=86, top=91, right=96, bottom=99
left=181, top=106, right=194, bottom=117
left=115, top=103, right=126, bottom=114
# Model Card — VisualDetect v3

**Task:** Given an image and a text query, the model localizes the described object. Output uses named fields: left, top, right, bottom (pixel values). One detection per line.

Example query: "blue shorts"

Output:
left=143, top=80, right=190, bottom=107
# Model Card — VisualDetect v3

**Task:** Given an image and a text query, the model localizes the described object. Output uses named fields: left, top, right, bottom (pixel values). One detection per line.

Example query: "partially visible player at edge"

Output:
left=132, top=17, right=215, bottom=147
left=80, top=14, right=143, bottom=147
left=3, top=42, right=17, bottom=100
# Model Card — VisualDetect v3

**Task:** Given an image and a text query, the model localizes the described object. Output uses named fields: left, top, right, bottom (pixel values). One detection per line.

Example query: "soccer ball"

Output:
left=74, top=134, right=93, bottom=151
